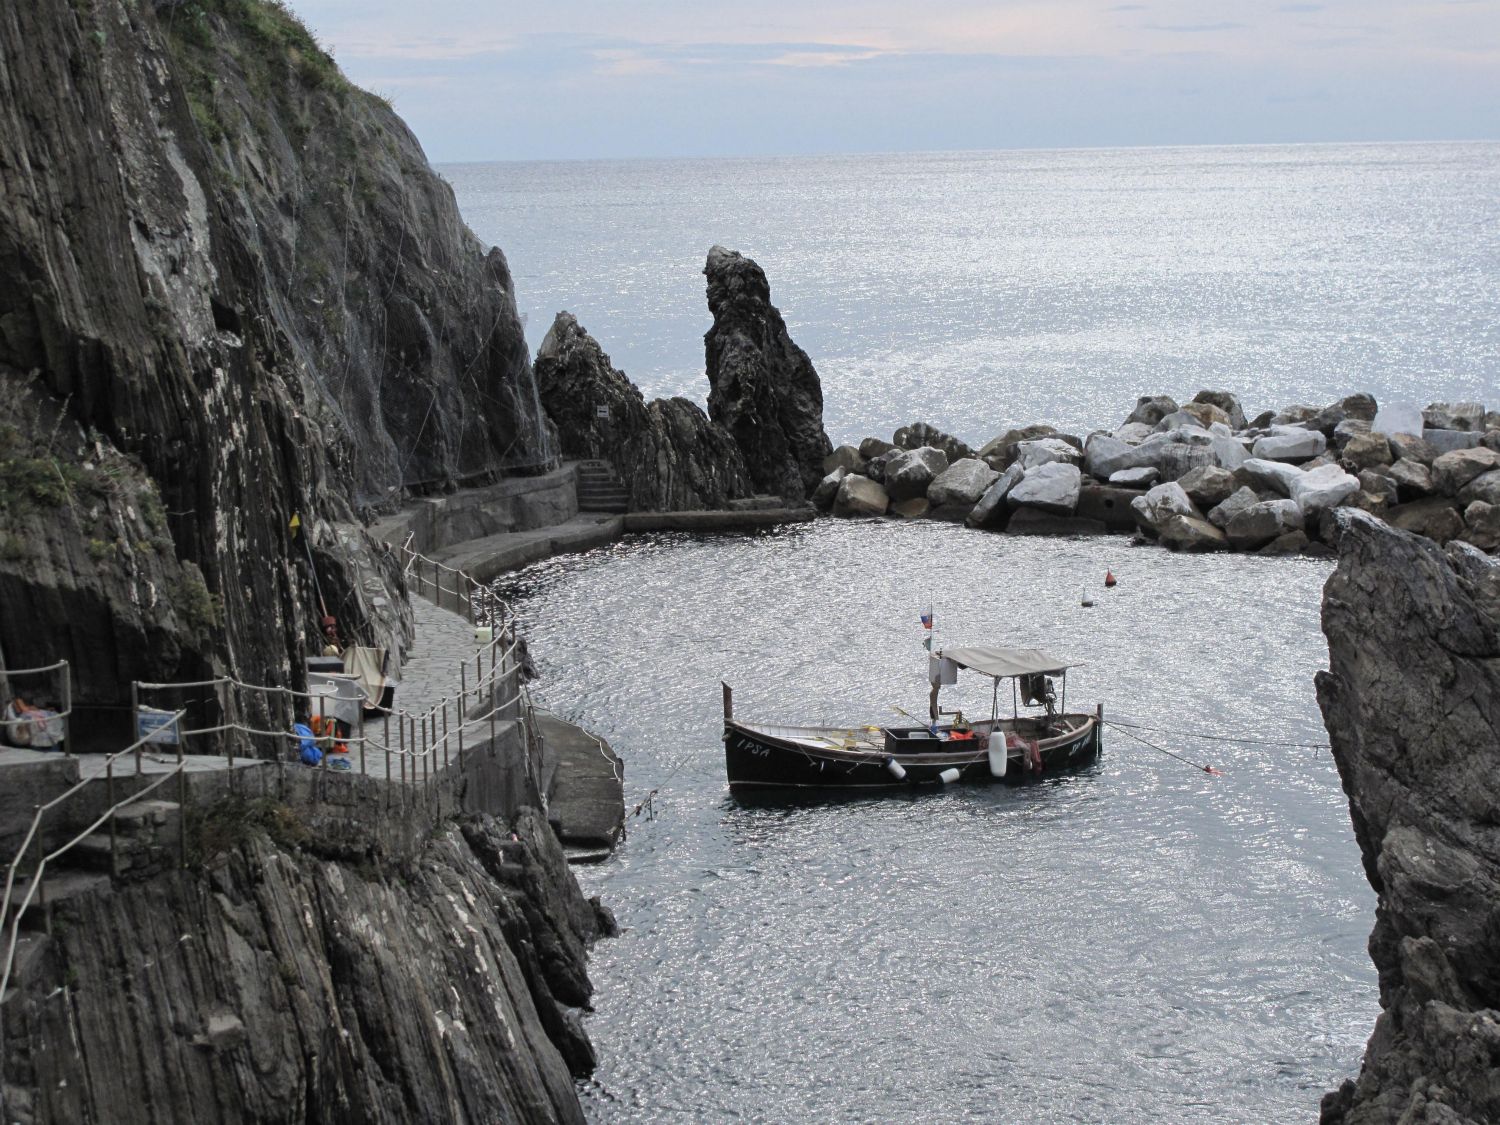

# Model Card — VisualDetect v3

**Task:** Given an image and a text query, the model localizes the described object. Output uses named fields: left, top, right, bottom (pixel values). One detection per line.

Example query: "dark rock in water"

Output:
left=1387, top=458, right=1435, bottom=501
left=1423, top=402, right=1487, bottom=432
left=1247, top=409, right=1276, bottom=429
left=1156, top=513, right=1228, bottom=552
left=891, top=497, right=931, bottom=520
left=927, top=459, right=999, bottom=509
left=1177, top=465, right=1236, bottom=510
left=1431, top=447, right=1500, bottom=496
left=1004, top=509, right=1107, bottom=536
left=979, top=424, right=1059, bottom=469
left=1191, top=390, right=1247, bottom=430
left=1316, top=511, right=1500, bottom=1125
left=7, top=810, right=601, bottom=1124
left=966, top=464, right=1025, bottom=529
left=859, top=436, right=897, bottom=460
left=534, top=313, right=751, bottom=511
left=885, top=447, right=949, bottom=502
left=1387, top=498, right=1464, bottom=544
left=703, top=246, right=832, bottom=501
left=1075, top=485, right=1144, bottom=531
left=864, top=448, right=900, bottom=484
left=1124, top=396, right=1179, bottom=428
left=824, top=445, right=865, bottom=475
left=812, top=467, right=848, bottom=509
left=1339, top=392, right=1379, bottom=423
left=1256, top=529, right=1309, bottom=556
left=1388, top=433, right=1438, bottom=466
left=833, top=474, right=889, bottom=517
left=1462, top=501, right=1500, bottom=552
left=894, top=422, right=975, bottom=464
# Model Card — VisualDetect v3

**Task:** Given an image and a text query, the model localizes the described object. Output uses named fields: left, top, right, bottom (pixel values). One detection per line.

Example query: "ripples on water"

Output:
left=493, top=521, right=1377, bottom=1123
left=447, top=141, right=1499, bottom=445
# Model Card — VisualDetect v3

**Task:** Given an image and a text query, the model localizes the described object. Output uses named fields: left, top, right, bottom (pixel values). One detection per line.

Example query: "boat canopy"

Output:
left=939, top=646, right=1076, bottom=680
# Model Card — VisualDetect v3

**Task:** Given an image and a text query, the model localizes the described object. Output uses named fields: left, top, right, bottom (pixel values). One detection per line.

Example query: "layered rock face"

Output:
left=534, top=313, right=752, bottom=510
left=704, top=246, right=832, bottom=502
left=1316, top=510, right=1500, bottom=1125
left=0, top=0, right=552, bottom=703
left=4, top=810, right=605, bottom=1124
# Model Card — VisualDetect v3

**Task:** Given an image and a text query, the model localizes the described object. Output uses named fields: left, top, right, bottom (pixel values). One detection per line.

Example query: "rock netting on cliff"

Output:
left=812, top=393, right=1500, bottom=558
left=0, top=0, right=554, bottom=708
left=534, top=313, right=753, bottom=510
left=703, top=246, right=833, bottom=503
left=1315, top=510, right=1500, bottom=1125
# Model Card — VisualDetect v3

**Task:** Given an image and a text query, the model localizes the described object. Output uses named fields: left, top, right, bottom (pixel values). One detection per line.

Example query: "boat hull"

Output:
left=724, top=716, right=1101, bottom=795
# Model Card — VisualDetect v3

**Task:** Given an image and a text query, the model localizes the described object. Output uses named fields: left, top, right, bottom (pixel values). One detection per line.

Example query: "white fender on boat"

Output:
left=885, top=758, right=907, bottom=780
left=987, top=732, right=1007, bottom=778
left=938, top=767, right=961, bottom=784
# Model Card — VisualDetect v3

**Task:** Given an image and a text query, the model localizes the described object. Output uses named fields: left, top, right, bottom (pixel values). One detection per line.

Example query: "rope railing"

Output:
left=0, top=708, right=189, bottom=1003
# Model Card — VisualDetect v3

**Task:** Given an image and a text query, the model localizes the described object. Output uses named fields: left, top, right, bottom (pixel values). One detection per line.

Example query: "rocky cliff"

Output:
left=1316, top=510, right=1500, bottom=1124
left=3, top=808, right=607, bottom=1124
left=0, top=0, right=552, bottom=706
left=704, top=245, right=832, bottom=502
left=534, top=312, right=752, bottom=510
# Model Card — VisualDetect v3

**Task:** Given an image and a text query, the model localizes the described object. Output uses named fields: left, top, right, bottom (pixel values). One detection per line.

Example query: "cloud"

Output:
left=1277, top=3, right=1324, bottom=11
left=1143, top=22, right=1247, bottom=33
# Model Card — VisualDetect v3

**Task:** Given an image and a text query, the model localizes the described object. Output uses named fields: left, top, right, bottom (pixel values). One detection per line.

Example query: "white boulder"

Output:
left=928, top=458, right=1000, bottom=508
left=1288, top=463, right=1360, bottom=517
left=1007, top=462, right=1082, bottom=515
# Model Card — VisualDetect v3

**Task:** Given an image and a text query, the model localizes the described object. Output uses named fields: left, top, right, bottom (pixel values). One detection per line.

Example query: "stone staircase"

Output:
left=1, top=798, right=182, bottom=1007
left=574, top=460, right=629, bottom=513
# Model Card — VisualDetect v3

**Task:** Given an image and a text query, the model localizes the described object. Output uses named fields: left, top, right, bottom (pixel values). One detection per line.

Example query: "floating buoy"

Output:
left=938, top=767, right=961, bottom=784
left=885, top=758, right=907, bottom=780
left=1105, top=569, right=1117, bottom=588
left=1081, top=597, right=1095, bottom=608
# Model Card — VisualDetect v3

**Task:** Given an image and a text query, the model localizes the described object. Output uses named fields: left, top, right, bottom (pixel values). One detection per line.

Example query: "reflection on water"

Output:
left=493, top=521, right=1376, bottom=1124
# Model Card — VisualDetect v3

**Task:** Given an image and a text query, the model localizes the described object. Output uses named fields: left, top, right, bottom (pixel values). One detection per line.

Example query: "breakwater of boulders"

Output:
left=813, top=393, right=1500, bottom=556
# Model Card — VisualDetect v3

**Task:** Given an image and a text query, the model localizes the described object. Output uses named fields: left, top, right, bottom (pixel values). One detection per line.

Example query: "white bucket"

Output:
left=938, top=767, right=961, bottom=784
left=987, top=732, right=1008, bottom=778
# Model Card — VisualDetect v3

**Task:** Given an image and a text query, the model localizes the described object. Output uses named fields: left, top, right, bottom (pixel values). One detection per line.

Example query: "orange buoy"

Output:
left=1104, top=569, right=1117, bottom=588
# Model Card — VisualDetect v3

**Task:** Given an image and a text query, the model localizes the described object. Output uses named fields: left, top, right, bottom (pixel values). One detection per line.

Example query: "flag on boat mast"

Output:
left=921, top=602, right=934, bottom=651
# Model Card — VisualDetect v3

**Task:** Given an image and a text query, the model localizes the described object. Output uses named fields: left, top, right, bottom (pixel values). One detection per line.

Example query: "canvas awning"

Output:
left=938, top=646, right=1076, bottom=679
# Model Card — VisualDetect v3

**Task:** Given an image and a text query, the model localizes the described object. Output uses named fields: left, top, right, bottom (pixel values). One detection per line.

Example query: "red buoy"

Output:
left=1105, top=569, right=1117, bottom=588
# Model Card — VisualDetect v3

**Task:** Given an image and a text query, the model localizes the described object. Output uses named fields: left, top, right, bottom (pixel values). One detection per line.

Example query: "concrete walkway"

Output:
left=435, top=513, right=623, bottom=584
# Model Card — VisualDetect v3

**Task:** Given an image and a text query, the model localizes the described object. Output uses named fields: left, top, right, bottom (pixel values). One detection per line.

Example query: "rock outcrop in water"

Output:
left=812, top=392, right=1500, bottom=558
left=704, top=246, right=833, bottom=502
left=1316, top=509, right=1500, bottom=1125
left=4, top=808, right=606, bottom=1124
left=0, top=0, right=553, bottom=708
left=534, top=313, right=753, bottom=510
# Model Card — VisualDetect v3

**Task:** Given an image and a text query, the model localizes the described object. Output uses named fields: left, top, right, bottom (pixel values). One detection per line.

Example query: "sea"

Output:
left=444, top=142, right=1500, bottom=1123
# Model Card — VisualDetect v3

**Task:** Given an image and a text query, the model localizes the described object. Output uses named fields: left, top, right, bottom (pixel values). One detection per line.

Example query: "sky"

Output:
left=285, top=0, right=1500, bottom=162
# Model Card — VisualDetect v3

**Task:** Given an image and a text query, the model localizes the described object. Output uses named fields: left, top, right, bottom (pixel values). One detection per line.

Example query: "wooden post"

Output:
left=722, top=682, right=733, bottom=721
left=384, top=713, right=391, bottom=800
left=442, top=703, right=450, bottom=771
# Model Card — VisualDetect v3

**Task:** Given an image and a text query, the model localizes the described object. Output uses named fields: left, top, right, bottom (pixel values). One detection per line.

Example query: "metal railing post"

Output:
left=33, top=825, right=48, bottom=936
left=107, top=760, right=118, bottom=877
left=177, top=740, right=187, bottom=867
left=61, top=662, right=72, bottom=760
left=131, top=681, right=141, bottom=775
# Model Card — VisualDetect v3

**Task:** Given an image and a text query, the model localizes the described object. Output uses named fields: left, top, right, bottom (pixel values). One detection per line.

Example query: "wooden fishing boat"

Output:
left=723, top=646, right=1102, bottom=794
